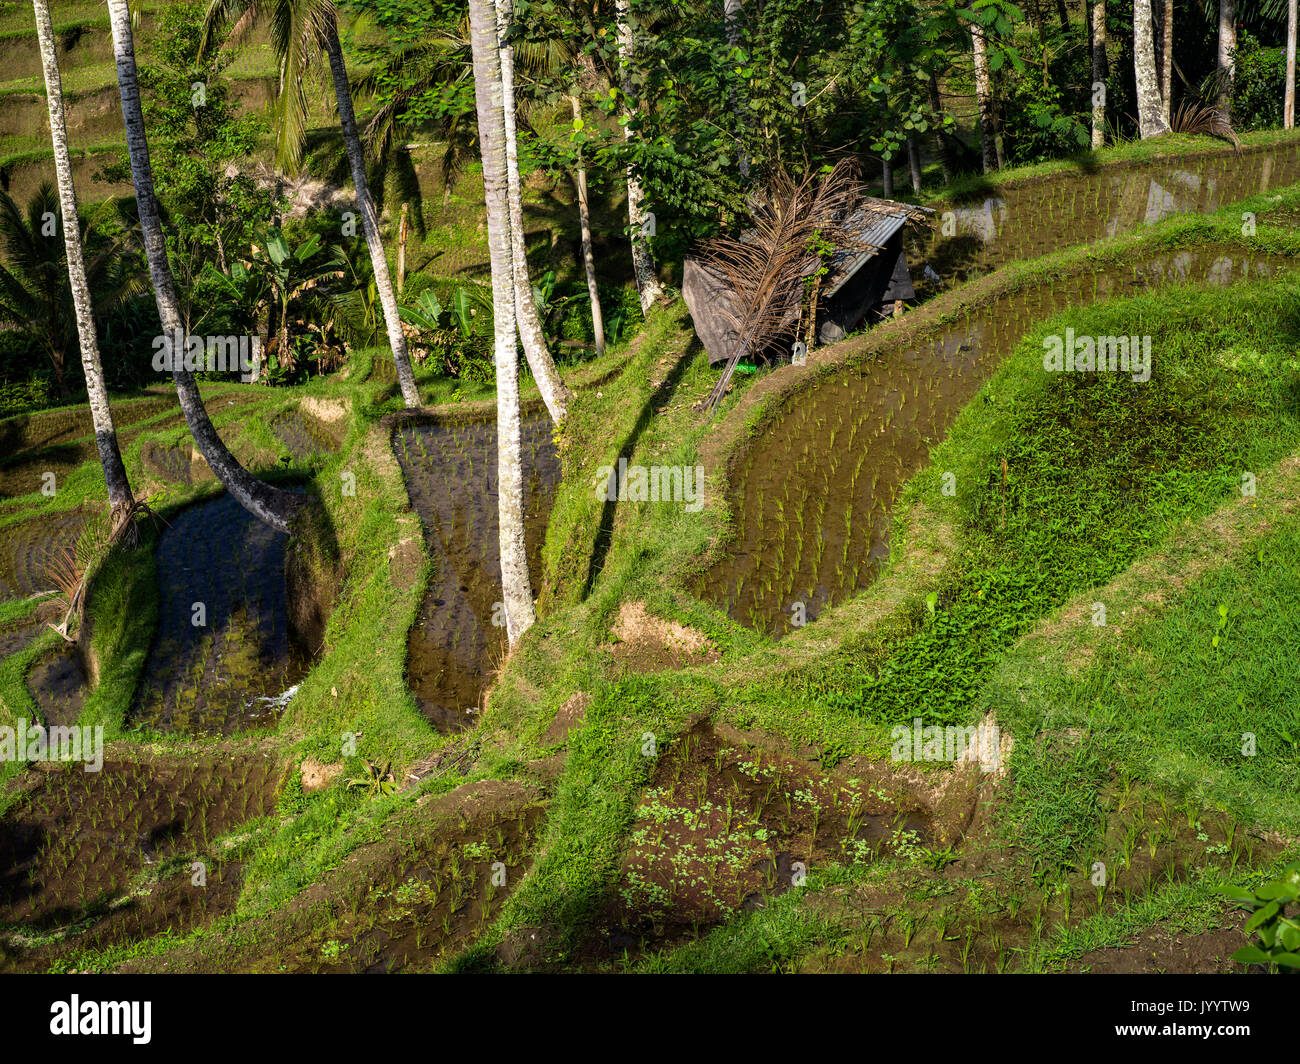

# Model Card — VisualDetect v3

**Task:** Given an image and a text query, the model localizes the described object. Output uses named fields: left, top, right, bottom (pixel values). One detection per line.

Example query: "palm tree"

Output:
left=970, top=23, right=998, bottom=172
left=1216, top=0, right=1235, bottom=115
left=1134, top=0, right=1170, bottom=137
left=1288, top=0, right=1297, bottom=129
left=1092, top=0, right=1107, bottom=148
left=200, top=0, right=422, bottom=408
left=1159, top=0, right=1174, bottom=126
left=108, top=0, right=304, bottom=534
left=0, top=187, right=141, bottom=399
left=359, top=15, right=610, bottom=363
left=495, top=0, right=570, bottom=423
left=30, top=0, right=134, bottom=519
left=568, top=92, right=605, bottom=356
left=467, top=0, right=535, bottom=648
left=615, top=0, right=664, bottom=314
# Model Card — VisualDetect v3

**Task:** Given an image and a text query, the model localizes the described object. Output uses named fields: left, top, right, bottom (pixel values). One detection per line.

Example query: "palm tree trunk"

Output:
left=569, top=94, right=605, bottom=357
left=928, top=74, right=951, bottom=182
left=1092, top=0, right=1107, bottom=148
left=323, top=18, right=421, bottom=409
left=1159, top=0, right=1173, bottom=126
left=467, top=0, right=535, bottom=648
left=971, top=25, right=997, bottom=173
left=616, top=0, right=663, bottom=316
left=1216, top=0, right=1235, bottom=115
left=1133, top=0, right=1170, bottom=138
left=1287, top=0, right=1297, bottom=129
left=108, top=0, right=302, bottom=534
left=495, top=0, right=570, bottom=424
left=34, top=0, right=134, bottom=519
left=724, top=0, right=750, bottom=179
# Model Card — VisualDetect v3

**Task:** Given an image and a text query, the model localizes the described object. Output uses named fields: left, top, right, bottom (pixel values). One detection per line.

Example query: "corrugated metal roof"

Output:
left=822, top=209, right=910, bottom=299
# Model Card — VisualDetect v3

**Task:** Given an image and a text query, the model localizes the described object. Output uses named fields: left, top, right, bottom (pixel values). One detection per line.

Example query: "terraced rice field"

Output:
left=0, top=750, right=284, bottom=971
left=129, top=492, right=310, bottom=736
left=0, top=507, right=88, bottom=601
left=393, top=414, right=559, bottom=731
left=696, top=247, right=1293, bottom=634
left=916, top=142, right=1300, bottom=288
left=270, top=409, right=340, bottom=461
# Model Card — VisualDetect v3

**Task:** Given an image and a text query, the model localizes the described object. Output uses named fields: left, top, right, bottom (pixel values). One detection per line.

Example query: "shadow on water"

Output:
left=129, top=489, right=317, bottom=736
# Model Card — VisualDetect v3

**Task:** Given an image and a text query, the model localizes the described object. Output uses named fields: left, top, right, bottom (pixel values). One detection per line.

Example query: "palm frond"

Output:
left=700, top=160, right=867, bottom=412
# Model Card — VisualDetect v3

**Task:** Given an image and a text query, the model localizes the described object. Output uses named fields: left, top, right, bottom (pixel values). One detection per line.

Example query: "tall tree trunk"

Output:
left=724, top=0, right=750, bottom=179
left=1056, top=0, right=1070, bottom=29
left=467, top=0, right=535, bottom=648
left=882, top=154, right=894, bottom=196
left=1287, top=0, right=1297, bottom=129
left=34, top=0, right=134, bottom=518
left=616, top=0, right=663, bottom=315
left=569, top=94, right=605, bottom=357
left=927, top=74, right=951, bottom=182
left=108, top=0, right=303, bottom=534
left=971, top=25, right=997, bottom=173
left=1133, top=0, right=1170, bottom=138
left=324, top=20, right=420, bottom=408
left=1092, top=0, right=1107, bottom=148
left=1216, top=0, right=1235, bottom=114
left=906, top=135, right=922, bottom=193
left=495, top=0, right=570, bottom=424
left=1159, top=0, right=1173, bottom=126
left=397, top=202, right=408, bottom=297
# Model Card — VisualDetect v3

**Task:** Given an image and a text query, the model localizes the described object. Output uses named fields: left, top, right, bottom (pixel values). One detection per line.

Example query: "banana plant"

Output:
left=248, top=227, right=339, bottom=375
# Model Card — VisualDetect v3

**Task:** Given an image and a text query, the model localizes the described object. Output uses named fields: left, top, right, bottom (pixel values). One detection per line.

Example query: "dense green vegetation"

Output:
left=2, top=0, right=1300, bottom=984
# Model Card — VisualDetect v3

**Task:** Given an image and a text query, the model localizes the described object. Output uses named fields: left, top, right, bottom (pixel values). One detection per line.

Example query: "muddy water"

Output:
left=394, top=415, right=559, bottom=732
left=916, top=141, right=1300, bottom=288
left=130, top=492, right=310, bottom=735
left=695, top=248, right=1292, bottom=634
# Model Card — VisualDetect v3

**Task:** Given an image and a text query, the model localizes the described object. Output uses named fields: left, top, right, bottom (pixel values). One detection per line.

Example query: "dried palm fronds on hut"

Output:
left=684, top=161, right=932, bottom=412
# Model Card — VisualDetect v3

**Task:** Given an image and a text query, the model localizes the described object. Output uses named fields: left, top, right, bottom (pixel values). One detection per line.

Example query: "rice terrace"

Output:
left=1, top=0, right=1300, bottom=1024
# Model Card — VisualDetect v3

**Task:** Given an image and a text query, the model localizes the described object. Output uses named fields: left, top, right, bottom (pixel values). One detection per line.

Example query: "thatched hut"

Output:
left=683, top=196, right=932, bottom=367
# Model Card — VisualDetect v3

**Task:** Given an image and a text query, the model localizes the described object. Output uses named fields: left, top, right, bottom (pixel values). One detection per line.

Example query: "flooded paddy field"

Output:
left=130, top=491, right=310, bottom=736
left=696, top=247, right=1294, bottom=634
left=0, top=507, right=89, bottom=602
left=0, top=750, right=284, bottom=972
left=916, top=142, right=1300, bottom=289
left=393, top=414, right=560, bottom=732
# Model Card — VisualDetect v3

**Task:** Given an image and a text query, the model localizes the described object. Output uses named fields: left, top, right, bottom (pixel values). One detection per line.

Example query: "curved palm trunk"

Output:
left=1092, top=0, right=1107, bottom=148
left=494, top=0, right=570, bottom=424
left=569, top=94, right=605, bottom=357
left=971, top=25, right=997, bottom=173
left=1217, top=0, right=1235, bottom=115
left=108, top=0, right=302, bottom=534
left=323, top=18, right=421, bottom=409
left=468, top=0, right=535, bottom=648
left=35, top=0, right=134, bottom=519
left=616, top=0, right=663, bottom=315
left=1134, top=0, right=1170, bottom=137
